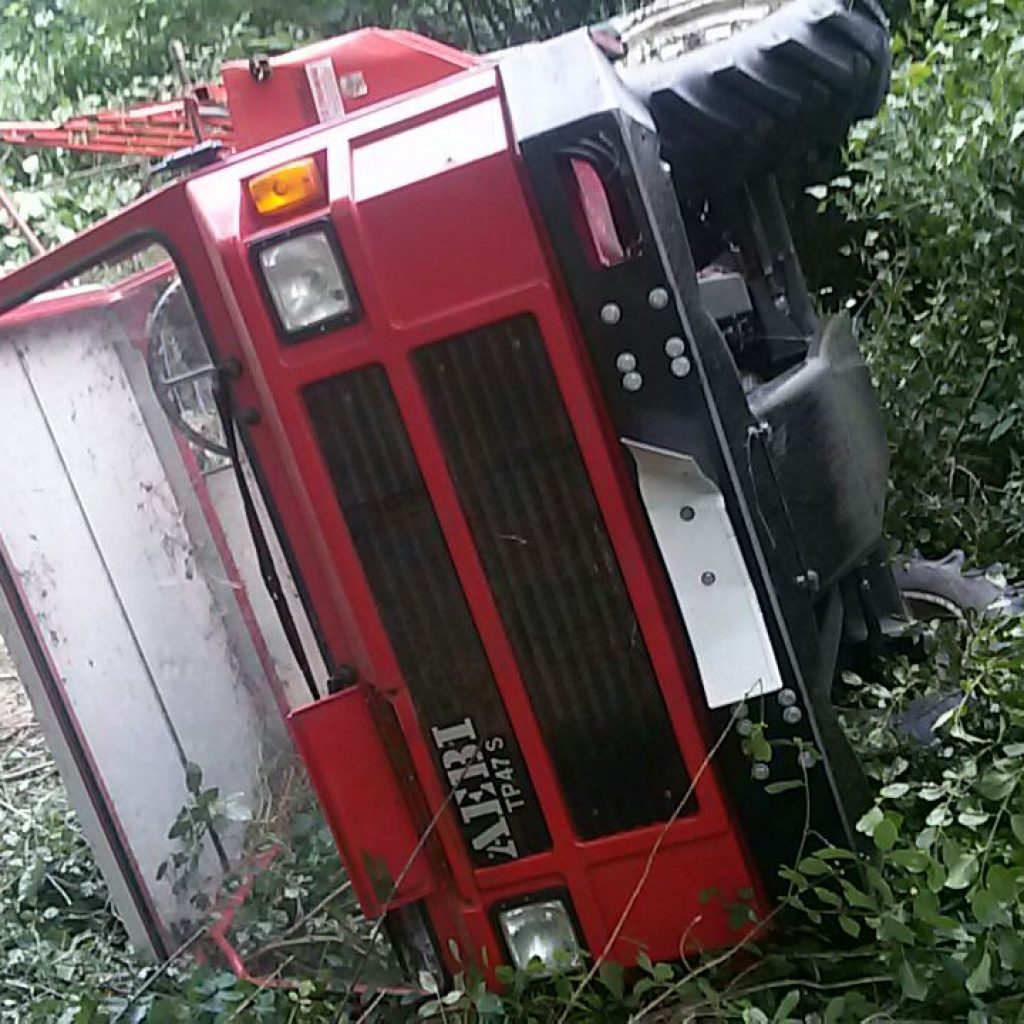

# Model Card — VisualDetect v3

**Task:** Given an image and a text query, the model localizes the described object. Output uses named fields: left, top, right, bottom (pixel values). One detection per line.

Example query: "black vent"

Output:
left=304, top=366, right=550, bottom=866
left=415, top=316, right=694, bottom=839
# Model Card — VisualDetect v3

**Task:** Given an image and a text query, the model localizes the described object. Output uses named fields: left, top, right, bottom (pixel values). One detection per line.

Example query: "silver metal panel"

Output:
left=624, top=438, right=783, bottom=707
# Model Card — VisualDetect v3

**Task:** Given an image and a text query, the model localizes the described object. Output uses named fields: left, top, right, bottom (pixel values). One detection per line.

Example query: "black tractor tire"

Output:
left=621, top=0, right=891, bottom=195
left=893, top=550, right=1024, bottom=622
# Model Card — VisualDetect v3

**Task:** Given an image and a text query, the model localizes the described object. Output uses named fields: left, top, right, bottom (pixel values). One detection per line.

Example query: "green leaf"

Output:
left=764, top=780, right=804, bottom=795
left=890, top=848, right=929, bottom=872
left=907, top=61, right=931, bottom=87
left=813, top=886, right=843, bottom=908
left=839, top=879, right=876, bottom=910
left=976, top=770, right=1016, bottom=801
left=652, top=962, right=674, bottom=983
left=879, top=782, right=910, bottom=799
left=997, top=929, right=1024, bottom=971
left=966, top=950, right=992, bottom=995
left=838, top=914, right=861, bottom=938
left=856, top=806, right=884, bottom=835
left=1010, top=814, right=1024, bottom=845
left=873, top=815, right=899, bottom=852
left=986, top=865, right=1018, bottom=903
left=927, top=859, right=948, bottom=893
left=971, top=888, right=1004, bottom=927
left=899, top=959, right=929, bottom=1001
left=474, top=992, right=503, bottom=1014
left=796, top=856, right=830, bottom=876
left=16, top=857, right=45, bottom=905
left=184, top=761, right=203, bottom=795
left=773, top=990, right=800, bottom=1022
left=749, top=726, right=772, bottom=763
left=878, top=915, right=916, bottom=944
left=913, top=889, right=958, bottom=930
left=823, top=997, right=846, bottom=1024
left=598, top=961, right=624, bottom=1000
left=945, top=852, right=979, bottom=891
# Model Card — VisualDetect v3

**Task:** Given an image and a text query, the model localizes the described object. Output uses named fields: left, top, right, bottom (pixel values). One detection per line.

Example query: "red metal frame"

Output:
left=0, top=29, right=474, bottom=162
left=0, top=45, right=770, bottom=976
left=0, top=90, right=232, bottom=159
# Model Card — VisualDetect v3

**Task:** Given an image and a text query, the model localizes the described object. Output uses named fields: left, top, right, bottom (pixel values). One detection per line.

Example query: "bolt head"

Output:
left=782, top=706, right=803, bottom=725
left=736, top=718, right=753, bottom=737
left=777, top=688, right=797, bottom=707
left=622, top=371, right=643, bottom=392
left=664, top=336, right=686, bottom=358
left=701, top=571, right=716, bottom=587
left=615, top=352, right=637, bottom=373
left=751, top=762, right=770, bottom=782
left=600, top=302, right=622, bottom=325
left=679, top=506, right=695, bottom=522
left=798, top=750, right=816, bottom=769
left=648, top=287, right=670, bottom=310
left=670, top=356, right=691, bottom=378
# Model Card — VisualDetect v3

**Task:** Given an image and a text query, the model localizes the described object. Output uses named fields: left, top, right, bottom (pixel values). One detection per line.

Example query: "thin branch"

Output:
left=113, top=923, right=209, bottom=1020
left=227, top=955, right=296, bottom=1021
left=558, top=698, right=751, bottom=1024
left=276, top=879, right=353, bottom=942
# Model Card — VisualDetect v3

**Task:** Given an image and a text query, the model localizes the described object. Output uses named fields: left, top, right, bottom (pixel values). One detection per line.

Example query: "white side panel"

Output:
left=0, top=307, right=281, bottom=944
left=18, top=313, right=267, bottom=829
left=0, top=591, right=159, bottom=955
left=0, top=338, right=196, bottom=931
left=624, top=439, right=783, bottom=707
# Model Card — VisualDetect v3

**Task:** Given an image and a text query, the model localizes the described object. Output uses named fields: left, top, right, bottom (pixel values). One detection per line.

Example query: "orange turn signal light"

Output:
left=248, top=158, right=324, bottom=216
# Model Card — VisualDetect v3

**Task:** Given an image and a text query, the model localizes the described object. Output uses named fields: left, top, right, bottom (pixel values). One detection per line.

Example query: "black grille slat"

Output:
left=453, top=333, right=649, bottom=825
left=305, top=367, right=551, bottom=865
left=416, top=317, right=694, bottom=839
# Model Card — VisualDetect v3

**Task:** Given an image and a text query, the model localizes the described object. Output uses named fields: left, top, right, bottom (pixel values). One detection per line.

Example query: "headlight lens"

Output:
left=258, top=229, right=356, bottom=334
left=497, top=899, right=581, bottom=971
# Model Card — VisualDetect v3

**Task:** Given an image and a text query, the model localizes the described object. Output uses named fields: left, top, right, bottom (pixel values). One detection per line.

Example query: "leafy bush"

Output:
left=826, top=0, right=1024, bottom=566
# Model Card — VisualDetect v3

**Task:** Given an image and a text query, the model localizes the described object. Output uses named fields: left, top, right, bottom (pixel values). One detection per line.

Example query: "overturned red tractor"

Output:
left=0, top=0, right=920, bottom=980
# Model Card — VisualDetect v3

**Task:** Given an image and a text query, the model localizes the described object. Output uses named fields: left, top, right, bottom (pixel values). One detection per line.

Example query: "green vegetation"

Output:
left=2, top=0, right=1024, bottom=1019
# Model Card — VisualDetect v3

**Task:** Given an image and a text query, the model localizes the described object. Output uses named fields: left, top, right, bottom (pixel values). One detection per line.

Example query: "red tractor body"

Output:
left=0, top=4, right=896, bottom=977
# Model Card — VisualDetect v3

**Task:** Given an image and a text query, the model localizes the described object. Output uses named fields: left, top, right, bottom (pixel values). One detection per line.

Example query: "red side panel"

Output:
left=223, top=28, right=478, bottom=151
left=289, top=688, right=434, bottom=915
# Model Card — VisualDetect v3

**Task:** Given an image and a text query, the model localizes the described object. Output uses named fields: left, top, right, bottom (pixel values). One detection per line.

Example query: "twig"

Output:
left=277, top=879, right=353, bottom=942
left=0, top=185, right=44, bottom=256
left=113, top=924, right=208, bottom=1021
left=2, top=761, right=55, bottom=782
left=227, top=955, right=296, bottom=1021
left=630, top=751, right=817, bottom=1022
left=253, top=933, right=373, bottom=961
left=354, top=990, right=388, bottom=1024
left=672, top=972, right=893, bottom=1020
left=558, top=697, right=751, bottom=1024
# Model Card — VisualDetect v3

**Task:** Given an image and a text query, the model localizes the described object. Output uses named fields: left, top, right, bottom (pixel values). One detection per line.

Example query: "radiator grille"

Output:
left=304, top=366, right=550, bottom=866
left=415, top=316, right=694, bottom=839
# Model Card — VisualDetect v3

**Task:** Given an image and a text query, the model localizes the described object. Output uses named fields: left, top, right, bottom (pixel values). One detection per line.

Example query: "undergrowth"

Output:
left=9, top=616, right=1024, bottom=1021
